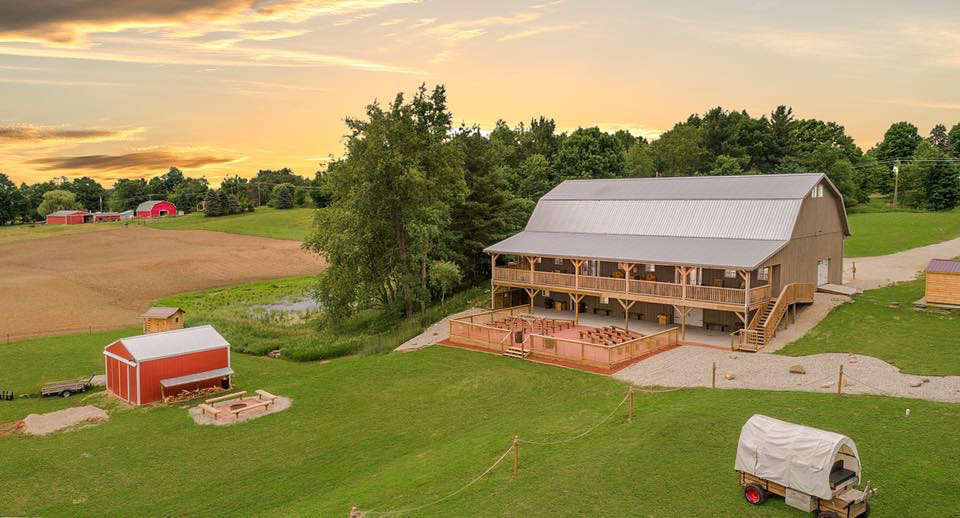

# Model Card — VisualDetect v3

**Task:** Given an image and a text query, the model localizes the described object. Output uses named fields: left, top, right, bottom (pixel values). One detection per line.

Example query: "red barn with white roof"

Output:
left=103, top=325, right=232, bottom=405
left=135, top=200, right=177, bottom=218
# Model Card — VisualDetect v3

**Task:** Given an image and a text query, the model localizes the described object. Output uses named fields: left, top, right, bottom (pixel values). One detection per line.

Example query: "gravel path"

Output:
left=614, top=346, right=960, bottom=403
left=844, top=236, right=960, bottom=290
left=21, top=405, right=109, bottom=436
left=394, top=307, right=486, bottom=352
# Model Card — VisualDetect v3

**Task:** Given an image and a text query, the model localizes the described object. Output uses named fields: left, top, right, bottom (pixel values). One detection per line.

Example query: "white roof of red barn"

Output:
left=108, top=325, right=229, bottom=362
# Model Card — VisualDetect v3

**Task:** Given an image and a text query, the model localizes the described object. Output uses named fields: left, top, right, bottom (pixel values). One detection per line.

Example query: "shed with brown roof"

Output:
left=141, top=307, right=185, bottom=333
left=925, top=259, right=960, bottom=305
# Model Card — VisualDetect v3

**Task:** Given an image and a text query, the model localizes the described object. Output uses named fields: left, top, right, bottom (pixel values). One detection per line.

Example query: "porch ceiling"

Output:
left=484, top=231, right=786, bottom=270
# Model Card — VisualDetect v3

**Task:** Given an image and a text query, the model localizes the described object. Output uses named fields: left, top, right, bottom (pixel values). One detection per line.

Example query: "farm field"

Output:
left=0, top=219, right=123, bottom=245
left=778, top=278, right=960, bottom=376
left=0, top=340, right=957, bottom=517
left=149, top=207, right=315, bottom=241
left=845, top=211, right=960, bottom=257
left=0, top=226, right=323, bottom=340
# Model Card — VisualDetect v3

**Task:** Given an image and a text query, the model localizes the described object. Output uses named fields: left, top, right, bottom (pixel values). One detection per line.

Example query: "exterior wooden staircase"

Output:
left=502, top=345, right=530, bottom=359
left=732, top=283, right=816, bottom=352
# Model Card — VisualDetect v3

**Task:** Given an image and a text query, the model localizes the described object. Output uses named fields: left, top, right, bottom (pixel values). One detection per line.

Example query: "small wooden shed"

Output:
left=142, top=307, right=185, bottom=333
left=925, top=259, right=960, bottom=306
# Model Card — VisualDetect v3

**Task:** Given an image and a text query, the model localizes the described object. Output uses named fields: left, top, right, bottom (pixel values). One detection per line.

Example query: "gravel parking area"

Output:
left=394, top=307, right=486, bottom=352
left=615, top=346, right=960, bottom=403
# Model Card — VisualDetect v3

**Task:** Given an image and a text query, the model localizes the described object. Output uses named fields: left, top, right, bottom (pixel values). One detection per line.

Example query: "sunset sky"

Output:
left=1, top=0, right=959, bottom=185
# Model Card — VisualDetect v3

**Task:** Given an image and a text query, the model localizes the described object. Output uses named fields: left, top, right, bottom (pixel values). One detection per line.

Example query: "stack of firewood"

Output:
left=163, top=386, right=224, bottom=404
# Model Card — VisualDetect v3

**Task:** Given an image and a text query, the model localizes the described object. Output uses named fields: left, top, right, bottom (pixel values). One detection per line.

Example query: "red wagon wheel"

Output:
left=743, top=483, right=766, bottom=505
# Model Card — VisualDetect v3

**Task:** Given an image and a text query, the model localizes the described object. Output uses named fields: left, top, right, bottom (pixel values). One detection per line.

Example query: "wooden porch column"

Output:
left=525, top=256, right=539, bottom=284
left=620, top=263, right=634, bottom=293
left=616, top=299, right=636, bottom=331
left=490, top=254, right=499, bottom=310
left=677, top=266, right=689, bottom=301
left=523, top=288, right=539, bottom=314
left=738, top=270, right=752, bottom=315
left=672, top=305, right=692, bottom=340
left=571, top=259, right=584, bottom=289
left=570, top=293, right=584, bottom=325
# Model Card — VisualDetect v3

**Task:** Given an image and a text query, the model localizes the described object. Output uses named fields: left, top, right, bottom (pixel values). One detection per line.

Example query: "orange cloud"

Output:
left=27, top=149, right=243, bottom=171
left=0, top=125, right=144, bottom=147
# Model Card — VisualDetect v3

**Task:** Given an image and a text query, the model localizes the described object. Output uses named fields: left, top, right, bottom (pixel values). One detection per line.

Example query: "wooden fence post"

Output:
left=628, top=387, right=635, bottom=423
left=837, top=365, right=844, bottom=395
left=513, top=435, right=520, bottom=478
left=712, top=362, right=717, bottom=389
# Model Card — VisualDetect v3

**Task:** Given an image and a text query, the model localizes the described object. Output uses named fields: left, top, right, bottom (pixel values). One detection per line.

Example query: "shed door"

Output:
left=817, top=259, right=830, bottom=286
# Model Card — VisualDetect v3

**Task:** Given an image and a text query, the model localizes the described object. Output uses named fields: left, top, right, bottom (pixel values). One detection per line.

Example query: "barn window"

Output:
left=758, top=267, right=769, bottom=281
left=812, top=184, right=824, bottom=198
left=553, top=257, right=563, bottom=266
left=724, top=269, right=737, bottom=278
left=645, top=264, right=656, bottom=272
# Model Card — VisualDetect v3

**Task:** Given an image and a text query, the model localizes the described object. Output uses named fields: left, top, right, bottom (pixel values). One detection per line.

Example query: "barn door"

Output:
left=817, top=259, right=830, bottom=286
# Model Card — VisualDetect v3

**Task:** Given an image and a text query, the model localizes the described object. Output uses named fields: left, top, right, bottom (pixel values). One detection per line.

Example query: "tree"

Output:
left=70, top=177, right=105, bottom=212
left=929, top=124, right=949, bottom=153
left=304, top=84, right=466, bottom=318
left=624, top=140, right=656, bottom=177
left=709, top=155, right=743, bottom=176
left=36, top=189, right=83, bottom=217
left=904, top=141, right=960, bottom=211
left=429, top=260, right=462, bottom=302
left=250, top=168, right=306, bottom=206
left=225, top=193, right=243, bottom=214
left=612, top=129, right=638, bottom=151
left=0, top=173, right=27, bottom=225
left=309, top=167, right=333, bottom=208
left=109, top=178, right=148, bottom=211
left=650, top=123, right=709, bottom=176
left=948, top=122, right=960, bottom=158
left=220, top=175, right=248, bottom=204
left=169, top=177, right=209, bottom=213
left=203, top=189, right=222, bottom=217
left=271, top=184, right=294, bottom=209
left=767, top=105, right=796, bottom=169
left=553, top=127, right=626, bottom=180
left=147, top=167, right=185, bottom=195
left=517, top=153, right=553, bottom=200
left=876, top=121, right=922, bottom=164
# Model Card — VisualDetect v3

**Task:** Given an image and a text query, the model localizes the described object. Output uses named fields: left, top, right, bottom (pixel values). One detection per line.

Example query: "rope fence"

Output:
left=351, top=386, right=660, bottom=517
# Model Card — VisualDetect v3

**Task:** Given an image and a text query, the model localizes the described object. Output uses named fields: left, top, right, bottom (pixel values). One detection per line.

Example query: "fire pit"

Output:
left=229, top=403, right=247, bottom=411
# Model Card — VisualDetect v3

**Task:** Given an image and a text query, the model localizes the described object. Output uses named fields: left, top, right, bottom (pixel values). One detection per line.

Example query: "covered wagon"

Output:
left=735, top=414, right=876, bottom=517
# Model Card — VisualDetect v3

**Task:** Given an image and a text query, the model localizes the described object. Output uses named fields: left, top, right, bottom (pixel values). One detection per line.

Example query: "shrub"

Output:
left=272, top=184, right=294, bottom=209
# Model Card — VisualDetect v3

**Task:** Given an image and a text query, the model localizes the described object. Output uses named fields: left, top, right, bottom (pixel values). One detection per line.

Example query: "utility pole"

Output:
left=99, top=195, right=103, bottom=212
left=893, top=160, right=900, bottom=207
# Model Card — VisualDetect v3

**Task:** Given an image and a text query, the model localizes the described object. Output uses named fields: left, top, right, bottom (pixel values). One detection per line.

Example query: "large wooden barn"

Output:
left=484, top=173, right=850, bottom=351
left=103, top=325, right=232, bottom=405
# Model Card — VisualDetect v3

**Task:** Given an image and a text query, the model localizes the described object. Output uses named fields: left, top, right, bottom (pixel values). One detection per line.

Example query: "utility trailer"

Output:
left=735, top=414, right=877, bottom=518
left=41, top=375, right=94, bottom=398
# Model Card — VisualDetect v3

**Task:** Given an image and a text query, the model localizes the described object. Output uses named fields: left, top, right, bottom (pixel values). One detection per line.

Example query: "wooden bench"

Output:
left=206, top=391, right=246, bottom=404
left=593, top=308, right=612, bottom=316
left=199, top=403, right=222, bottom=419
left=230, top=400, right=273, bottom=419
left=255, top=389, right=277, bottom=403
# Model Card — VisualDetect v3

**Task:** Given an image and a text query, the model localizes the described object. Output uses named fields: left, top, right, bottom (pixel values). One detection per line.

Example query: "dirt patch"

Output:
left=189, top=396, right=292, bottom=426
left=21, top=405, right=109, bottom=436
left=0, top=226, right=324, bottom=339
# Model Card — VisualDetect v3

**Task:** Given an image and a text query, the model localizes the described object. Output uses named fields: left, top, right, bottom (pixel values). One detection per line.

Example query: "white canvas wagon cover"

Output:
left=735, top=414, right=860, bottom=500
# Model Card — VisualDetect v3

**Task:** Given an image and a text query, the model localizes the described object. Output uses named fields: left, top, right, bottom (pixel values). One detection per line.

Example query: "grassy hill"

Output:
left=845, top=211, right=960, bottom=257
left=149, top=207, right=315, bottom=241
left=1, top=335, right=957, bottom=516
left=777, top=278, right=960, bottom=375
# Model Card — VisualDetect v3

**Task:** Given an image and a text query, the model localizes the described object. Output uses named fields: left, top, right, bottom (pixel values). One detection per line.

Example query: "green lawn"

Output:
left=149, top=207, right=315, bottom=241
left=845, top=211, right=960, bottom=257
left=1, top=335, right=958, bottom=517
left=777, top=278, right=960, bottom=375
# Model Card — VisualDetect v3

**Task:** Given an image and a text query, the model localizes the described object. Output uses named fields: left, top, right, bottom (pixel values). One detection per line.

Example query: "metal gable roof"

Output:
left=110, top=325, right=229, bottom=362
left=135, top=200, right=166, bottom=212
left=485, top=173, right=847, bottom=269
left=926, top=258, right=960, bottom=274
left=48, top=210, right=86, bottom=216
left=486, top=231, right=786, bottom=269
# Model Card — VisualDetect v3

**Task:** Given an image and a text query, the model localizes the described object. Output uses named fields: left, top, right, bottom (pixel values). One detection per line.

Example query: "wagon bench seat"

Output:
left=159, top=367, right=234, bottom=388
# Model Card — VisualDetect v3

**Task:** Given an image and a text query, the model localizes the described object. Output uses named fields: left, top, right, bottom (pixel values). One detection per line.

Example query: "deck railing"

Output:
left=493, top=267, right=771, bottom=306
left=525, top=327, right=678, bottom=370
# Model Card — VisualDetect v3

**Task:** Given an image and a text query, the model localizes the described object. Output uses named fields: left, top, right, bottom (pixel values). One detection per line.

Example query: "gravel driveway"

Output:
left=844, top=236, right=960, bottom=290
left=615, top=346, right=960, bottom=403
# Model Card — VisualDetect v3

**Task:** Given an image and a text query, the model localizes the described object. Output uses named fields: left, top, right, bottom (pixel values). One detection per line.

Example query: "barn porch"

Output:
left=529, top=306, right=729, bottom=347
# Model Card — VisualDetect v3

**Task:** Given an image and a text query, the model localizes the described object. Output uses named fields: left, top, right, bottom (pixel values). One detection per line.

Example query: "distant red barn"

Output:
left=103, top=325, right=232, bottom=405
left=135, top=200, right=177, bottom=218
left=92, top=212, right=121, bottom=223
left=46, top=210, right=88, bottom=225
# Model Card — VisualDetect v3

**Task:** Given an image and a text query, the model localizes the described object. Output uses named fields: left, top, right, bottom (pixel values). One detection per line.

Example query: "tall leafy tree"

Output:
left=203, top=189, right=222, bottom=217
left=947, top=122, right=960, bottom=158
left=0, top=173, right=27, bottom=225
left=876, top=121, right=922, bottom=163
left=928, top=124, right=949, bottom=152
left=70, top=177, right=105, bottom=212
left=553, top=127, right=626, bottom=180
left=624, top=140, right=656, bottom=177
left=169, top=177, right=209, bottom=213
left=517, top=153, right=554, bottom=200
left=36, top=189, right=84, bottom=217
left=767, top=105, right=796, bottom=169
left=147, top=167, right=185, bottom=196
left=109, top=178, right=148, bottom=211
left=650, top=123, right=709, bottom=176
left=304, top=84, right=466, bottom=318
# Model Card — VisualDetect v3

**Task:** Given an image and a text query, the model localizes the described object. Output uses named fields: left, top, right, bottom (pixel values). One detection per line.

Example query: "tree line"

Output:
left=0, top=166, right=331, bottom=224
left=305, top=84, right=960, bottom=320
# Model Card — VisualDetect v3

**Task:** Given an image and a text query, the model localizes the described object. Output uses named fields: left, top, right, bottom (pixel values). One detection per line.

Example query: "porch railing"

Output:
left=493, top=267, right=771, bottom=306
left=526, top=327, right=679, bottom=370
